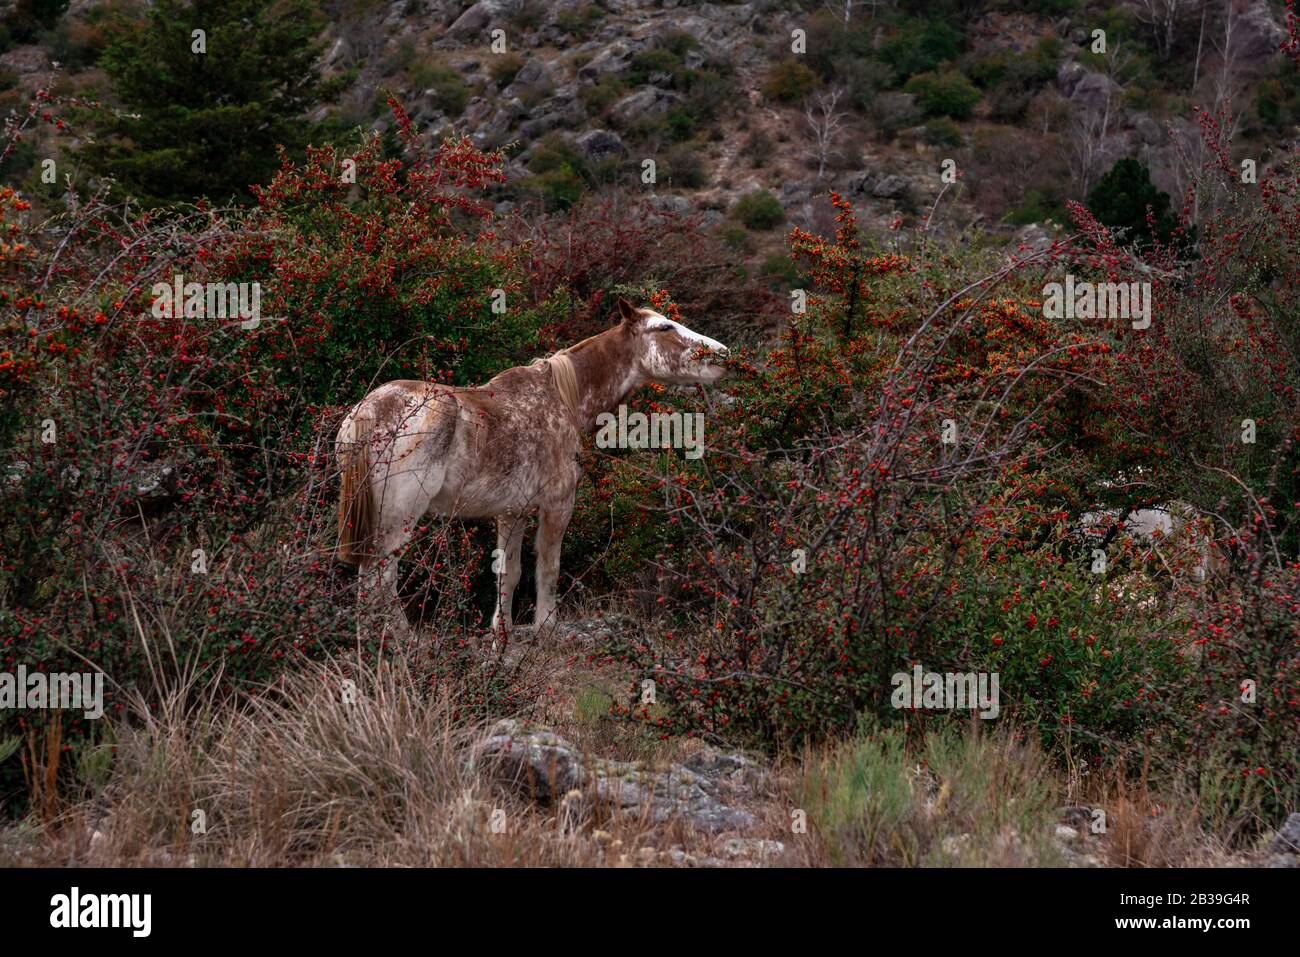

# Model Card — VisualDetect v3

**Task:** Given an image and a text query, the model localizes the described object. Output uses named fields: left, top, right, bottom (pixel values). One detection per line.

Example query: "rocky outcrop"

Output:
left=575, top=128, right=628, bottom=164
left=470, top=718, right=761, bottom=834
left=1230, top=1, right=1285, bottom=72
left=1266, top=812, right=1300, bottom=866
left=1057, top=61, right=1120, bottom=111
left=609, top=86, right=682, bottom=127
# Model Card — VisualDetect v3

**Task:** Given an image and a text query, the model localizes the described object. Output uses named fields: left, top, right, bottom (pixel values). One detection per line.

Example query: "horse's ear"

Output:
left=616, top=297, right=639, bottom=326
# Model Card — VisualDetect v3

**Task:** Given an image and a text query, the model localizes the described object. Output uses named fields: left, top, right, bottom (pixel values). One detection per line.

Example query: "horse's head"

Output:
left=618, top=297, right=728, bottom=386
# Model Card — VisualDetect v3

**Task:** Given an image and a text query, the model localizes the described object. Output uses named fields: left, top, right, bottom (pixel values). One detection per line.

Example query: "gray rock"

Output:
left=448, top=2, right=495, bottom=38
left=0, top=45, right=51, bottom=79
left=520, top=113, right=566, bottom=137
left=462, top=96, right=494, bottom=126
left=471, top=722, right=584, bottom=801
left=1268, top=812, right=1300, bottom=854
left=502, top=57, right=553, bottom=99
left=472, top=97, right=526, bottom=146
left=1132, top=113, right=1164, bottom=146
left=471, top=719, right=759, bottom=834
left=648, top=193, right=691, bottom=215
left=1056, top=60, right=1088, bottom=99
left=1069, top=71, right=1120, bottom=111
left=574, top=128, right=627, bottom=164
left=609, top=86, right=682, bottom=127
left=871, top=174, right=911, bottom=200
left=1015, top=223, right=1054, bottom=252
left=1232, top=1, right=1285, bottom=70
left=577, top=39, right=637, bottom=80
left=719, top=837, right=784, bottom=861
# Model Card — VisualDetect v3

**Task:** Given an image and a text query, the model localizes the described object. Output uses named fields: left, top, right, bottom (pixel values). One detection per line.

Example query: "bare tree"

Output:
left=823, top=0, right=881, bottom=24
left=1209, top=0, right=1244, bottom=138
left=824, top=0, right=853, bottom=26
left=1063, top=42, right=1134, bottom=195
left=1171, top=1, right=1246, bottom=226
left=1192, top=0, right=1211, bottom=90
left=806, top=88, right=847, bottom=181
left=1133, top=0, right=1202, bottom=58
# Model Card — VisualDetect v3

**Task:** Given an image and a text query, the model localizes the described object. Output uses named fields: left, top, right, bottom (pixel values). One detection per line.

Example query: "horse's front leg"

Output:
left=532, top=497, right=574, bottom=631
left=490, top=514, right=527, bottom=632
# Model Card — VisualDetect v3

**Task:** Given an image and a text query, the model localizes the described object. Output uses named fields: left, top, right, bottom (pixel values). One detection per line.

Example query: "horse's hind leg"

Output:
left=357, top=555, right=409, bottom=643
left=490, top=514, right=527, bottom=632
left=356, top=463, right=442, bottom=643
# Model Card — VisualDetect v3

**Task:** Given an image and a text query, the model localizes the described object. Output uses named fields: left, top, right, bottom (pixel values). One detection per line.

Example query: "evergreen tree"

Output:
left=78, top=0, right=331, bottom=206
left=1086, top=157, right=1178, bottom=247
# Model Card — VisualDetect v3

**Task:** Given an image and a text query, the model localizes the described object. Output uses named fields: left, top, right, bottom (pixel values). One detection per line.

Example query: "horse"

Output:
left=334, top=298, right=729, bottom=638
left=1075, top=502, right=1228, bottom=585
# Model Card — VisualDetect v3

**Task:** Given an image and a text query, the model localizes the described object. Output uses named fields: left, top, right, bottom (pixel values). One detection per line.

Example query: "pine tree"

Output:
left=1085, top=157, right=1178, bottom=247
left=78, top=0, right=331, bottom=207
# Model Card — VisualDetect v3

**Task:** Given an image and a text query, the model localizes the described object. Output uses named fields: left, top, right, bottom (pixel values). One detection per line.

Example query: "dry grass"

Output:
left=0, top=617, right=1271, bottom=868
left=785, top=718, right=1068, bottom=867
left=0, top=641, right=777, bottom=867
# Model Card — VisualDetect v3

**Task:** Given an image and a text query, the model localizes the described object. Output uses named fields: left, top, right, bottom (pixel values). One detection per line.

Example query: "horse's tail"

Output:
left=336, top=413, right=377, bottom=565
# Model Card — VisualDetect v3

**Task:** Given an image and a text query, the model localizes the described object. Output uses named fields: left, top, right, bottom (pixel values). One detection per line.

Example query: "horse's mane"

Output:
left=528, top=351, right=579, bottom=420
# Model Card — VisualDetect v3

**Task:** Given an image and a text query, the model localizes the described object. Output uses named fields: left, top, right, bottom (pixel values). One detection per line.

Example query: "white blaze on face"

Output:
left=643, top=311, right=728, bottom=353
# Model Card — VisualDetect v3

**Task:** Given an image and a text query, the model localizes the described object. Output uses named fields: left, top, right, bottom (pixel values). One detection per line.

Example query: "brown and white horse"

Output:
left=335, top=298, right=728, bottom=637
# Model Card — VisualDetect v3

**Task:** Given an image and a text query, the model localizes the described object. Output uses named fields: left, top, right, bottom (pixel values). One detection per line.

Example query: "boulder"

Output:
left=471, top=719, right=760, bottom=834
left=1131, top=112, right=1164, bottom=146
left=447, top=2, right=495, bottom=38
left=1015, top=223, right=1055, bottom=252
left=502, top=57, right=553, bottom=99
left=871, top=174, right=911, bottom=200
left=574, top=128, right=627, bottom=164
left=519, top=113, right=567, bottom=137
left=1056, top=60, right=1088, bottom=99
left=1231, top=1, right=1285, bottom=70
left=1069, top=71, right=1120, bottom=111
left=577, top=39, right=636, bottom=80
left=1268, top=812, right=1300, bottom=855
left=609, top=86, right=682, bottom=126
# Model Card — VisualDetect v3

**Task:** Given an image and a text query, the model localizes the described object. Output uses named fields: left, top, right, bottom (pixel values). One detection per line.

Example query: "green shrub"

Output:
left=923, top=117, right=962, bottom=147
left=799, top=720, right=1063, bottom=866
left=721, top=225, right=756, bottom=253
left=408, top=63, right=469, bottom=116
left=879, top=19, right=964, bottom=81
left=743, top=128, right=775, bottom=168
left=488, top=52, right=527, bottom=87
left=658, top=29, right=700, bottom=58
left=764, top=59, right=819, bottom=103
left=556, top=4, right=605, bottom=39
left=1255, top=59, right=1300, bottom=133
left=904, top=70, right=981, bottom=120
left=731, top=190, right=786, bottom=230
left=1005, top=189, right=1066, bottom=225
left=871, top=91, right=922, bottom=139
left=627, top=47, right=682, bottom=86
left=580, top=75, right=627, bottom=115
left=521, top=134, right=592, bottom=209
left=508, top=0, right=546, bottom=31
left=760, top=251, right=800, bottom=286
left=680, top=68, right=731, bottom=126
left=663, top=142, right=708, bottom=188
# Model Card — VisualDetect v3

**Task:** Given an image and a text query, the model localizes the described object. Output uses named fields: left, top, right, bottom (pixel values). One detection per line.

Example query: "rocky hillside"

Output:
left=3, top=0, right=1297, bottom=262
